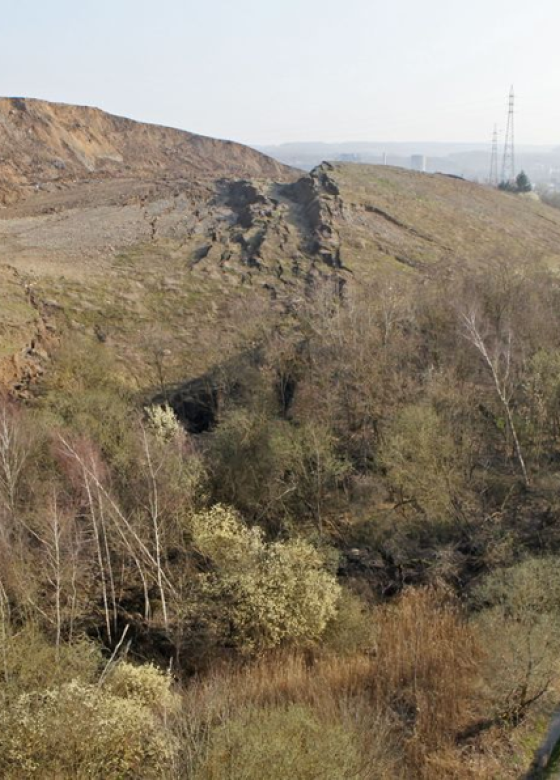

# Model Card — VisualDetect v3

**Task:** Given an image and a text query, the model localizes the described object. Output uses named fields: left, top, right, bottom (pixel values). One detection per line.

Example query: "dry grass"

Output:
left=177, top=653, right=400, bottom=779
left=373, top=587, right=483, bottom=778
left=184, top=652, right=374, bottom=715
left=172, top=588, right=504, bottom=779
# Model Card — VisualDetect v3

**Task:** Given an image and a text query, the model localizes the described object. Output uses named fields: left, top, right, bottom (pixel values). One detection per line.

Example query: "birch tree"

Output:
left=461, top=309, right=529, bottom=487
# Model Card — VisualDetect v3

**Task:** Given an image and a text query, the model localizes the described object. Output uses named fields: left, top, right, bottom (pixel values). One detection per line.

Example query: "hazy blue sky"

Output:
left=1, top=0, right=559, bottom=145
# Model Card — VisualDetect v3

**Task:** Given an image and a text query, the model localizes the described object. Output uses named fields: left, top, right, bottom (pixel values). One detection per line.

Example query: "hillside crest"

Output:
left=0, top=97, right=293, bottom=204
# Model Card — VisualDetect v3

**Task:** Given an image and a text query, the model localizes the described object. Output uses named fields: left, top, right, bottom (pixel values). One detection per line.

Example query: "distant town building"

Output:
left=411, top=154, right=427, bottom=172
left=337, top=153, right=362, bottom=163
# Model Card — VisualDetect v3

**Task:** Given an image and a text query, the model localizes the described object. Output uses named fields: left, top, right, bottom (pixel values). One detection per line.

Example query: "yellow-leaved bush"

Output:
left=104, top=660, right=179, bottom=713
left=0, top=662, right=178, bottom=779
left=191, top=505, right=341, bottom=653
left=144, top=403, right=182, bottom=443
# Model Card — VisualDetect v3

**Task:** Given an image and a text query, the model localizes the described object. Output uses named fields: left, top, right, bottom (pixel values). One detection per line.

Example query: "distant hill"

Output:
left=0, top=97, right=293, bottom=204
left=258, top=141, right=560, bottom=181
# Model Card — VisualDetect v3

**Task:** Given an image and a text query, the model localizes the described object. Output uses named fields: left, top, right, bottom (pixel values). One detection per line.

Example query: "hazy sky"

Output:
left=1, top=0, right=559, bottom=146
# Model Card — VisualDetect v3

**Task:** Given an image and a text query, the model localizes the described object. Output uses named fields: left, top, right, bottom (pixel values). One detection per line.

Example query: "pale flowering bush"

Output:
left=0, top=672, right=178, bottom=778
left=145, top=403, right=181, bottom=443
left=104, top=660, right=179, bottom=713
left=191, top=503, right=263, bottom=567
left=191, top=505, right=341, bottom=653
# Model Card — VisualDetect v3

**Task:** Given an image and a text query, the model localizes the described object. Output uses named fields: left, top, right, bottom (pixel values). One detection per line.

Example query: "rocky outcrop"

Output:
left=0, top=268, right=58, bottom=397
left=282, top=163, right=343, bottom=269
left=222, top=180, right=269, bottom=228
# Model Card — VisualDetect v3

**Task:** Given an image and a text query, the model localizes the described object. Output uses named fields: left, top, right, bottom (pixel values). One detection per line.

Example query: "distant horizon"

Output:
left=256, top=140, right=558, bottom=151
left=2, top=1, right=560, bottom=147
left=1, top=94, right=558, bottom=154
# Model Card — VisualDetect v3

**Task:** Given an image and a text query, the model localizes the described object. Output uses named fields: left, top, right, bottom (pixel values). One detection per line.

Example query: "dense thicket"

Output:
left=2, top=256, right=560, bottom=776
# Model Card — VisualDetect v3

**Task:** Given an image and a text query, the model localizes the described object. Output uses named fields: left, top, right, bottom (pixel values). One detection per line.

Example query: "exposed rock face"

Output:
left=223, top=180, right=269, bottom=229
left=282, top=163, right=343, bottom=269
left=0, top=267, right=58, bottom=396
left=0, top=97, right=295, bottom=204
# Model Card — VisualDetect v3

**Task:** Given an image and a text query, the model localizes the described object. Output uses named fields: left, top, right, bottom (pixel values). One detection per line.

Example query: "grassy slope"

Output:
left=330, top=164, right=560, bottom=277
left=4, top=163, right=560, bottom=394
left=0, top=271, right=36, bottom=358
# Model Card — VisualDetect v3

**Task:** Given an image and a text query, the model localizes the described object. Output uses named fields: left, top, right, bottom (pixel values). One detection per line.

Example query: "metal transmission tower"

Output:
left=501, top=86, right=515, bottom=184
left=489, top=124, right=499, bottom=186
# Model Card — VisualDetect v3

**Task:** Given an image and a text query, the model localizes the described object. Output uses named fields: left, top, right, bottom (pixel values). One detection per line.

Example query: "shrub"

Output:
left=104, top=661, right=178, bottom=713
left=144, top=403, right=182, bottom=443
left=523, top=349, right=560, bottom=455
left=38, top=336, right=137, bottom=476
left=380, top=404, right=470, bottom=523
left=472, top=557, right=560, bottom=719
left=191, top=505, right=341, bottom=653
left=194, top=703, right=364, bottom=780
left=207, top=408, right=350, bottom=525
left=472, top=556, right=560, bottom=616
left=322, top=588, right=375, bottom=654
left=475, top=609, right=560, bottom=722
left=0, top=625, right=101, bottom=696
left=0, top=679, right=176, bottom=778
left=271, top=420, right=352, bottom=524
left=206, top=408, right=278, bottom=517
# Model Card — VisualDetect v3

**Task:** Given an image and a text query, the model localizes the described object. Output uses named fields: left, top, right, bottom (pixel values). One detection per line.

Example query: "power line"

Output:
left=489, top=124, right=498, bottom=186
left=501, top=86, right=515, bottom=184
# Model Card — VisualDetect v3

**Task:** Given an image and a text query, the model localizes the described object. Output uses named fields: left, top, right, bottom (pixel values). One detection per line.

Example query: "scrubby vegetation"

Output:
left=3, top=253, right=560, bottom=776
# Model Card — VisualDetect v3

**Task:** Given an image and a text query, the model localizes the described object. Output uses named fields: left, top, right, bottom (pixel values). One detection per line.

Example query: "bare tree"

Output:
left=58, top=435, right=177, bottom=637
left=0, top=575, right=11, bottom=694
left=142, top=429, right=168, bottom=631
left=0, top=399, right=31, bottom=517
left=461, top=309, right=529, bottom=487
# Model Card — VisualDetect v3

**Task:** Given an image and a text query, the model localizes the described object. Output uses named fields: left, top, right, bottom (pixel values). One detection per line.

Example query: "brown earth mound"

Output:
left=0, top=97, right=294, bottom=205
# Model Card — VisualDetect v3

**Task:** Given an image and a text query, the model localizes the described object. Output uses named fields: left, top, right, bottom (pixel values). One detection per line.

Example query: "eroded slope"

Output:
left=0, top=97, right=294, bottom=205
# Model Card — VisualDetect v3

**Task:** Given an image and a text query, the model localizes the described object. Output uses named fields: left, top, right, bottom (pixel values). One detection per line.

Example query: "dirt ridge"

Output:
left=0, top=97, right=295, bottom=205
